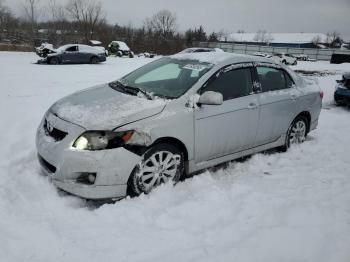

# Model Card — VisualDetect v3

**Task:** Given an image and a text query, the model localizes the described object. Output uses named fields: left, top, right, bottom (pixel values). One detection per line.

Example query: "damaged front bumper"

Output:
left=36, top=112, right=141, bottom=200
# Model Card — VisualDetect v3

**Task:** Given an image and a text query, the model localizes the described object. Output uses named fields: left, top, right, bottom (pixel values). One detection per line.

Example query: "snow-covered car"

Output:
left=178, top=47, right=224, bottom=54
left=294, top=54, right=310, bottom=61
left=271, top=53, right=297, bottom=65
left=108, top=41, right=134, bottom=57
left=252, top=52, right=270, bottom=58
left=36, top=52, right=322, bottom=200
left=138, top=52, right=156, bottom=58
left=334, top=73, right=350, bottom=105
left=43, top=44, right=106, bottom=65
left=35, top=43, right=56, bottom=58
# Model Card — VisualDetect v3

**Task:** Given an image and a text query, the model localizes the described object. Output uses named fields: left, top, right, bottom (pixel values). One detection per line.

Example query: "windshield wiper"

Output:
left=108, top=81, right=128, bottom=93
left=109, top=81, right=153, bottom=100
left=125, top=86, right=153, bottom=100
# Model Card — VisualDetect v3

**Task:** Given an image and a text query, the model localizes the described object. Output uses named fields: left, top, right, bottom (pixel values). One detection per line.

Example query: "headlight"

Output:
left=73, top=130, right=134, bottom=151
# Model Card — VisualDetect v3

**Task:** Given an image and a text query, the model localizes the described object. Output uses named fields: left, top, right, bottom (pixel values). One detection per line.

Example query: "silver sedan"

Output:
left=36, top=52, right=322, bottom=200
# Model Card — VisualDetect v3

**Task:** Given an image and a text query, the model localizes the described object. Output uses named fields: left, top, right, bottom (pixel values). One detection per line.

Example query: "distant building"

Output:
left=221, top=33, right=336, bottom=48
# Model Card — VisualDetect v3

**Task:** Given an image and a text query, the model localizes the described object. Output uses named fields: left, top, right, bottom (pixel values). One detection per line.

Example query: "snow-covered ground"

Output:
left=1, top=52, right=350, bottom=262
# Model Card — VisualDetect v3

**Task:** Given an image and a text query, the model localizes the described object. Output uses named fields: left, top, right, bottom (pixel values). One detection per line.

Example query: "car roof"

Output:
left=171, top=52, right=274, bottom=65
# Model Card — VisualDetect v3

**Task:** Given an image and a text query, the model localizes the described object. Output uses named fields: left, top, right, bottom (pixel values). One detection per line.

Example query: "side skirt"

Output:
left=187, top=134, right=286, bottom=174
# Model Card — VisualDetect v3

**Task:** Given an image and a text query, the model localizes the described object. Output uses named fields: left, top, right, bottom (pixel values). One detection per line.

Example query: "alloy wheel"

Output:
left=136, top=150, right=181, bottom=193
left=289, top=120, right=306, bottom=144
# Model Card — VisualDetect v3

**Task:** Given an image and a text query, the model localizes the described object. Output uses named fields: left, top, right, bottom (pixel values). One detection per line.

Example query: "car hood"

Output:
left=50, top=84, right=167, bottom=130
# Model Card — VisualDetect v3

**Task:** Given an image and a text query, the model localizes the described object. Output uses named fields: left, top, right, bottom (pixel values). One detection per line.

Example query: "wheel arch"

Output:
left=151, top=137, right=189, bottom=162
left=48, top=55, right=60, bottom=64
left=90, top=55, right=99, bottom=62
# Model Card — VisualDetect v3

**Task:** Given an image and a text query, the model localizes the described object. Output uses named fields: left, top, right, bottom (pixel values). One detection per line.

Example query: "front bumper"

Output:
left=334, top=88, right=350, bottom=104
left=98, top=55, right=107, bottom=62
left=36, top=112, right=141, bottom=200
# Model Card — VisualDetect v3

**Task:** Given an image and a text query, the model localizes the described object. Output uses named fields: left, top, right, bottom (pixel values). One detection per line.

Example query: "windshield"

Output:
left=117, top=57, right=213, bottom=99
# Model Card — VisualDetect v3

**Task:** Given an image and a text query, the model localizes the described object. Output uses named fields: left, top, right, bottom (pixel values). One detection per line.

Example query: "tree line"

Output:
left=0, top=0, right=222, bottom=54
left=0, top=0, right=345, bottom=53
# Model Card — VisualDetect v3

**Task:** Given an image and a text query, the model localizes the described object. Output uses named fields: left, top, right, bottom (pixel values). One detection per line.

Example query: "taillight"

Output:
left=320, top=90, right=324, bottom=99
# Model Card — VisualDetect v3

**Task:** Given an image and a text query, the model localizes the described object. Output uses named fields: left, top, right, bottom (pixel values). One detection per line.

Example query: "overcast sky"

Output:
left=5, top=0, right=350, bottom=40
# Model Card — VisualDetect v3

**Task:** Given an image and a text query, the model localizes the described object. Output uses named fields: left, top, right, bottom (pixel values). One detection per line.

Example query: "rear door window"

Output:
left=256, top=66, right=288, bottom=91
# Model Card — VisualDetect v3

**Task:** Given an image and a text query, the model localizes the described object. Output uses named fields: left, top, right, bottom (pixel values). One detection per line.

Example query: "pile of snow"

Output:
left=0, top=52, right=350, bottom=262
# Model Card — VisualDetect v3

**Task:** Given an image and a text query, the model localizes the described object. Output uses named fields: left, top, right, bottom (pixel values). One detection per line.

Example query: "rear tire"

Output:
left=280, top=115, right=308, bottom=152
left=127, top=143, right=184, bottom=196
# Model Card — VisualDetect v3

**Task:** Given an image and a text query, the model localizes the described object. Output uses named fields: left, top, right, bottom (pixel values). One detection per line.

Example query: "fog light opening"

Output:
left=76, top=173, right=97, bottom=185
left=88, top=174, right=96, bottom=183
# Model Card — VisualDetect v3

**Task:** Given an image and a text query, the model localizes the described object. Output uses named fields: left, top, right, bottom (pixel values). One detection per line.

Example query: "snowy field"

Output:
left=1, top=52, right=350, bottom=262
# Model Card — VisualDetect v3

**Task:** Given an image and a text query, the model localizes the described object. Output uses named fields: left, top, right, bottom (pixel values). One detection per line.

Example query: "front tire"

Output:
left=90, top=56, right=99, bottom=64
left=127, top=143, right=184, bottom=196
left=280, top=116, right=308, bottom=152
left=49, top=57, right=59, bottom=65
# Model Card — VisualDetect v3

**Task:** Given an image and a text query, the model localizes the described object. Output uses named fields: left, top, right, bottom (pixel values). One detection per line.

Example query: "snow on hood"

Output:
left=50, top=84, right=167, bottom=130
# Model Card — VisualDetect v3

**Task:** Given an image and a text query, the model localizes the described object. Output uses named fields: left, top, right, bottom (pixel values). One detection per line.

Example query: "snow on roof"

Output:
left=224, top=33, right=328, bottom=44
left=171, top=52, right=270, bottom=65
left=89, top=40, right=102, bottom=45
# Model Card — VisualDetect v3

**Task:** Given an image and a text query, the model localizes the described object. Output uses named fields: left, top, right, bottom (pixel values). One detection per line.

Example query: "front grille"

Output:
left=38, top=154, right=56, bottom=173
left=44, top=119, right=67, bottom=141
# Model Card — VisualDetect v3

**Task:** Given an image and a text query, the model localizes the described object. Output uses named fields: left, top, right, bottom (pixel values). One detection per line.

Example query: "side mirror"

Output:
left=198, top=91, right=223, bottom=105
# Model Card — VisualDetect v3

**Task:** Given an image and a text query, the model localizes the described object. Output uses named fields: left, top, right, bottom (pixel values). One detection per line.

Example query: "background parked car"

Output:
left=271, top=53, right=297, bottom=65
left=44, top=44, right=106, bottom=65
left=88, top=40, right=108, bottom=56
left=252, top=52, right=271, bottom=58
left=294, top=54, right=310, bottom=61
left=138, top=52, right=156, bottom=58
left=108, top=41, right=134, bottom=57
left=178, top=47, right=224, bottom=54
left=334, top=73, right=350, bottom=105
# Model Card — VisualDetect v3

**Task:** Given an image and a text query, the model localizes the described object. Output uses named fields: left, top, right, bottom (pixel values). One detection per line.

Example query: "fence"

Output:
left=196, top=41, right=350, bottom=61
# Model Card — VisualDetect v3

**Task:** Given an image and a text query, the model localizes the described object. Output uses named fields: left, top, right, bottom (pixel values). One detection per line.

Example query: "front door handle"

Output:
left=247, top=103, right=258, bottom=109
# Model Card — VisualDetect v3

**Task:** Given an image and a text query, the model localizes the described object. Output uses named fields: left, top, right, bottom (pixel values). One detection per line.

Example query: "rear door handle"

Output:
left=247, top=103, right=258, bottom=109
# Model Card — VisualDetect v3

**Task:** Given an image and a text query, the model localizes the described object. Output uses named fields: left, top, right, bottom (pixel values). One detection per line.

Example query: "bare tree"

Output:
left=0, top=1, right=10, bottom=31
left=326, top=31, right=341, bottom=48
left=48, top=0, right=65, bottom=21
left=145, top=9, right=177, bottom=38
left=253, top=30, right=273, bottom=44
left=21, top=0, right=42, bottom=45
left=66, top=0, right=105, bottom=42
left=22, top=0, right=41, bottom=25
left=312, top=35, right=322, bottom=47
